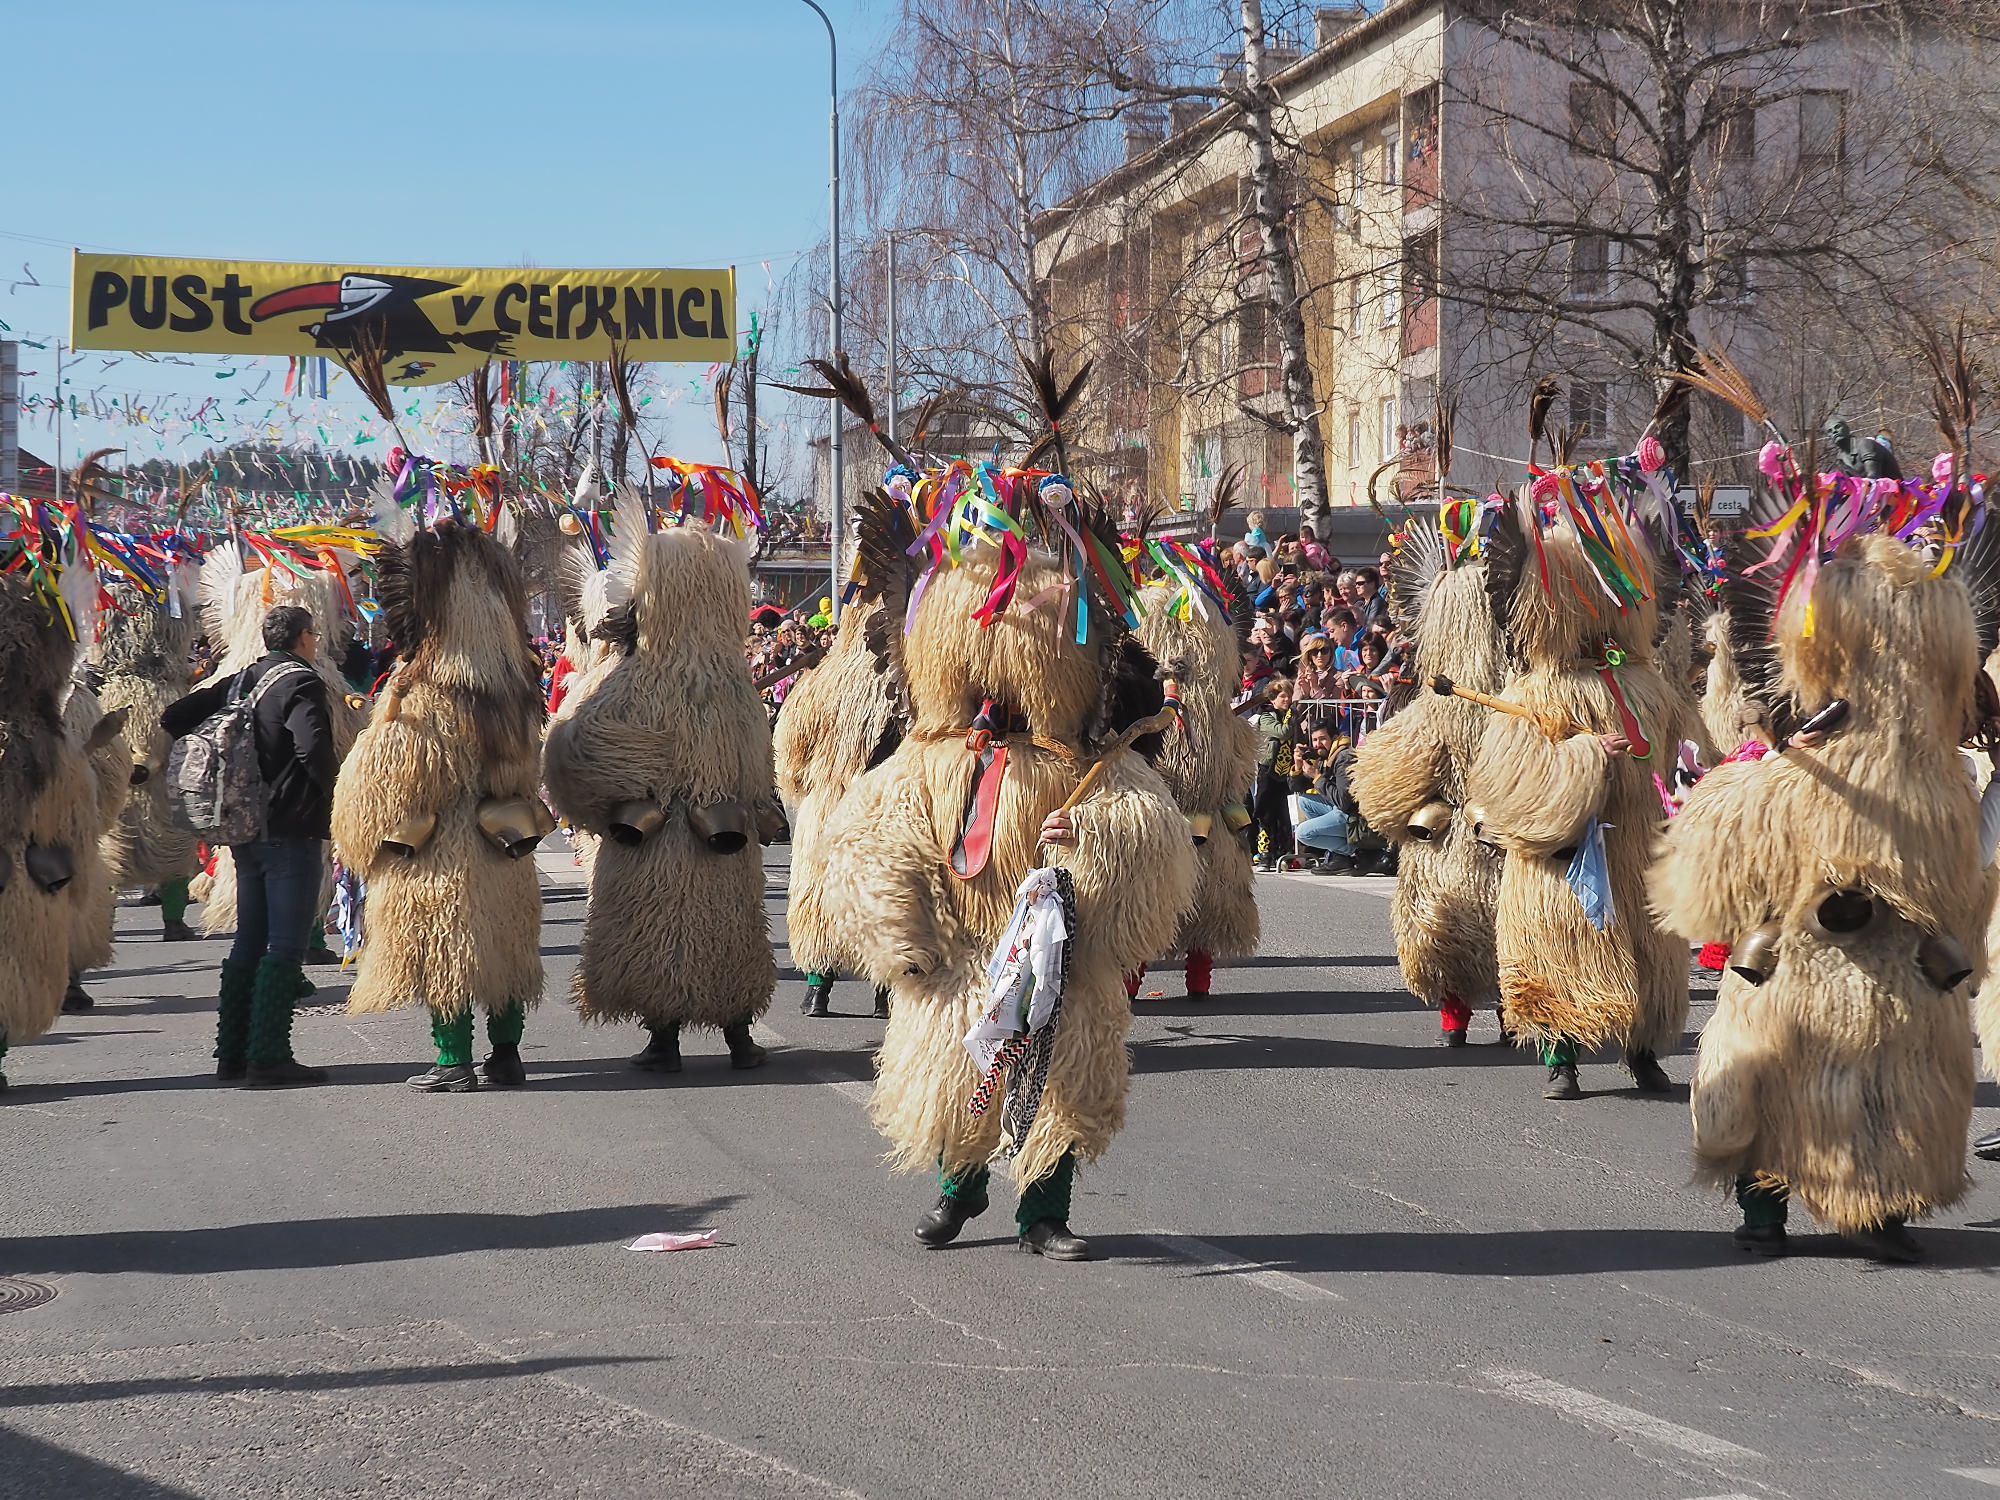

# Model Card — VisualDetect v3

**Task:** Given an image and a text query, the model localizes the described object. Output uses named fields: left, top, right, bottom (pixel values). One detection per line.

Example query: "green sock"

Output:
left=1540, top=1036, right=1579, bottom=1067
left=431, top=1009, right=475, bottom=1067
left=160, top=878, right=190, bottom=924
left=246, top=957, right=303, bottom=1064
left=487, top=1004, right=525, bottom=1049
left=1735, top=1175, right=1788, bottom=1228
left=1016, top=1149, right=1077, bottom=1232
left=806, top=972, right=826, bottom=987
left=215, top=960, right=256, bottom=1063
left=305, top=906, right=332, bottom=953
left=937, top=1156, right=991, bottom=1205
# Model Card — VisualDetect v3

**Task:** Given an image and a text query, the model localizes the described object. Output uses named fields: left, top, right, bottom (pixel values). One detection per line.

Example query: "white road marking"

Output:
left=1946, top=1470, right=2000, bottom=1487
left=811, top=1070, right=875, bottom=1105
left=1679, top=1494, right=1757, bottom=1499
left=1143, top=1233, right=1344, bottom=1302
left=1478, top=1369, right=1763, bottom=1462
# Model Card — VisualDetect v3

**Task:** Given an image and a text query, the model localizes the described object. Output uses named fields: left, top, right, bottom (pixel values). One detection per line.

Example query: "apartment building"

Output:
left=1038, top=0, right=1969, bottom=542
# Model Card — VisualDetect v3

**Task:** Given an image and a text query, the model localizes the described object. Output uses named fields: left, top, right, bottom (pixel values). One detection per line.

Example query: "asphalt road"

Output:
left=2, top=845, right=1997, bottom=1500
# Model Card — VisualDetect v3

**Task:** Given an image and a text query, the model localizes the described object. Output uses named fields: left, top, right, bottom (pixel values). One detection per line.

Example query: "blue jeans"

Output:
left=1294, top=794, right=1353, bottom=857
left=227, top=837, right=323, bottom=966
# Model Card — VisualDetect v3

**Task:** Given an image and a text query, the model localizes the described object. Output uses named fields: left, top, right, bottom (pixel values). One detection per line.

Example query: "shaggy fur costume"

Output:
left=771, top=601, right=902, bottom=979
left=820, top=552, right=1197, bottom=1189
left=331, top=522, right=545, bottom=1020
left=1652, top=536, right=1982, bottom=1230
left=542, top=528, right=778, bottom=1030
left=195, top=549, right=369, bottom=936
left=1656, top=600, right=1720, bottom=767
left=1352, top=555, right=1502, bottom=1013
left=93, top=578, right=201, bottom=891
left=1132, top=584, right=1259, bottom=962
left=62, top=675, right=134, bottom=975
left=1465, top=505, right=1693, bottom=1058
left=0, top=578, right=111, bottom=1049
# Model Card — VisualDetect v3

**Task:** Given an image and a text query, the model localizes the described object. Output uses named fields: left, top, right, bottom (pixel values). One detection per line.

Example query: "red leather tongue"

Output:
left=949, top=742, right=1010, bottom=880
left=1595, top=666, right=1652, bottom=758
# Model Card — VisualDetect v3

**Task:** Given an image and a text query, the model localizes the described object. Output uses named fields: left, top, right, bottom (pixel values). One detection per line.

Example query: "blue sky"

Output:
left=2, top=0, right=885, bottom=482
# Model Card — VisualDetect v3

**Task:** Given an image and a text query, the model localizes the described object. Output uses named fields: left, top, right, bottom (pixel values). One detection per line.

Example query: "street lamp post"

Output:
left=799, top=0, right=843, bottom=626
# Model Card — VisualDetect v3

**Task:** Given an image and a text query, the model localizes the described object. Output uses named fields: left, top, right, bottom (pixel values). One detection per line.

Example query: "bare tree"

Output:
left=1438, top=0, right=1998, bottom=472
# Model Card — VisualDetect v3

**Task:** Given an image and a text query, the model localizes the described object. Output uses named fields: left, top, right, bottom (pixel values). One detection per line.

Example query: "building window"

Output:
left=1348, top=407, right=1362, bottom=468
left=1712, top=85, right=1755, bottom=160
left=1381, top=126, right=1401, bottom=189
left=1380, top=396, right=1399, bottom=462
left=1570, top=233, right=1613, bottom=298
left=1800, top=90, right=1846, bottom=168
left=1380, top=263, right=1400, bottom=327
left=1349, top=141, right=1366, bottom=225
left=1349, top=273, right=1364, bottom=331
left=1405, top=234, right=1439, bottom=307
left=1569, top=82, right=1617, bottom=158
left=1568, top=381, right=1612, bottom=442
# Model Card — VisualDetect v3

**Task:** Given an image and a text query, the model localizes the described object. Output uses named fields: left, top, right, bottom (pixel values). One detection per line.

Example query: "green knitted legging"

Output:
left=431, top=1004, right=527, bottom=1066
left=1736, top=1175, right=1789, bottom=1228
left=939, top=1148, right=1078, bottom=1232
left=160, top=878, right=191, bottom=925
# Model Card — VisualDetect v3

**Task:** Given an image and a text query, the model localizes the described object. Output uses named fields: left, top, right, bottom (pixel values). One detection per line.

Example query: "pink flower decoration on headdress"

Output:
left=1636, top=435, right=1664, bottom=473
left=1932, top=452, right=1956, bottom=485
left=1530, top=471, right=1560, bottom=503
left=1758, top=442, right=1788, bottom=482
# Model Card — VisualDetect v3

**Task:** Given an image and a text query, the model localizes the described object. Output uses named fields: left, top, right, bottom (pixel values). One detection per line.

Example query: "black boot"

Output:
left=1019, top=1218, right=1093, bottom=1261
left=1974, top=1126, right=2000, bottom=1162
left=1543, top=1063, right=1582, bottom=1100
left=163, top=918, right=197, bottom=943
left=1843, top=1217, right=1924, bottom=1263
left=481, top=1045, right=527, bottom=1087
left=1625, top=1049, right=1673, bottom=1093
left=303, top=944, right=342, bottom=966
left=915, top=1189, right=989, bottom=1246
left=872, top=986, right=890, bottom=1019
left=724, top=1021, right=767, bottom=1070
left=406, top=1063, right=478, bottom=1092
left=630, top=1023, right=682, bottom=1073
left=800, top=978, right=832, bottom=1016
left=1733, top=1222, right=1788, bottom=1257
left=61, top=978, right=93, bottom=1013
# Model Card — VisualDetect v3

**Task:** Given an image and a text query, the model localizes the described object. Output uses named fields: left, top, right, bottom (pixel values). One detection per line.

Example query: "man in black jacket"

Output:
left=163, top=605, right=337, bottom=1087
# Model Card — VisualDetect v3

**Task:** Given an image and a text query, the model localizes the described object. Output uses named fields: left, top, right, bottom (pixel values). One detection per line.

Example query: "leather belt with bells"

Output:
left=950, top=699, right=1026, bottom=880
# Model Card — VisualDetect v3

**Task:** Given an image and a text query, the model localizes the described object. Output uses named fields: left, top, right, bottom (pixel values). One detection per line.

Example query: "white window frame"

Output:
left=1347, top=407, right=1362, bottom=468
left=1381, top=126, right=1401, bottom=191
left=1569, top=233, right=1616, bottom=301
left=1380, top=396, right=1399, bottom=462
left=1380, top=263, right=1400, bottom=327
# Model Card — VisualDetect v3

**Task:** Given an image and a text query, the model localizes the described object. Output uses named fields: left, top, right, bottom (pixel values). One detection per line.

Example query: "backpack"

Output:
left=167, top=662, right=314, bottom=845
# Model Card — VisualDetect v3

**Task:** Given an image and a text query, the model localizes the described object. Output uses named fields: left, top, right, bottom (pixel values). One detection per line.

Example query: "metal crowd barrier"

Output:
left=1290, top=697, right=1386, bottom=743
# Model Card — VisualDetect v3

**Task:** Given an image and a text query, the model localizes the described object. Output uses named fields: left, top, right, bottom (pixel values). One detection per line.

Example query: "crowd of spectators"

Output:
left=1225, top=511, right=1415, bottom=874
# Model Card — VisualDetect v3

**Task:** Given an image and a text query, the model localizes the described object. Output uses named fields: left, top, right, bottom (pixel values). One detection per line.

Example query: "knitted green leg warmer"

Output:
left=431, top=1009, right=475, bottom=1067
left=486, top=1004, right=525, bottom=1049
left=937, top=1157, right=991, bottom=1205
left=1016, top=1149, right=1077, bottom=1232
left=1540, top=1035, right=1580, bottom=1067
left=215, top=960, right=256, bottom=1064
left=160, top=878, right=191, bottom=925
left=246, top=957, right=303, bottom=1065
left=1736, top=1174, right=1789, bottom=1229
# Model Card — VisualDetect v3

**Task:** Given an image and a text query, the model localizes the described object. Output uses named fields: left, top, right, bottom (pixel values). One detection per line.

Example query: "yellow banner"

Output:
left=71, top=252, right=736, bottom=385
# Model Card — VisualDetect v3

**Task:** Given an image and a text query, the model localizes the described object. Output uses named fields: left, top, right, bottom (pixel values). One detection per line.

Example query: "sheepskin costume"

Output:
left=772, top=599, right=902, bottom=1014
left=541, top=526, right=779, bottom=1066
left=1464, top=491, right=1693, bottom=1096
left=1351, top=510, right=1503, bottom=1039
left=0, top=572, right=126, bottom=1081
left=819, top=484, right=1195, bottom=1255
left=93, top=574, right=202, bottom=936
left=331, top=520, right=546, bottom=1087
left=194, top=545, right=369, bottom=940
left=1130, top=576, right=1259, bottom=993
left=62, top=669, right=135, bottom=988
left=1653, top=531, right=1990, bottom=1251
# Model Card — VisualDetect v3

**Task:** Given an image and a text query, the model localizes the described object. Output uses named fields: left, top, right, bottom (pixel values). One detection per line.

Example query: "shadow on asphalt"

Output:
left=0, top=1201, right=735, bottom=1278
left=1132, top=989, right=1424, bottom=1017
left=1128, top=1030, right=1702, bottom=1081
left=0, top=1425, right=203, bottom=1498
left=0, top=1355, right=661, bottom=1411
left=1099, top=1225, right=2000, bottom=1276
